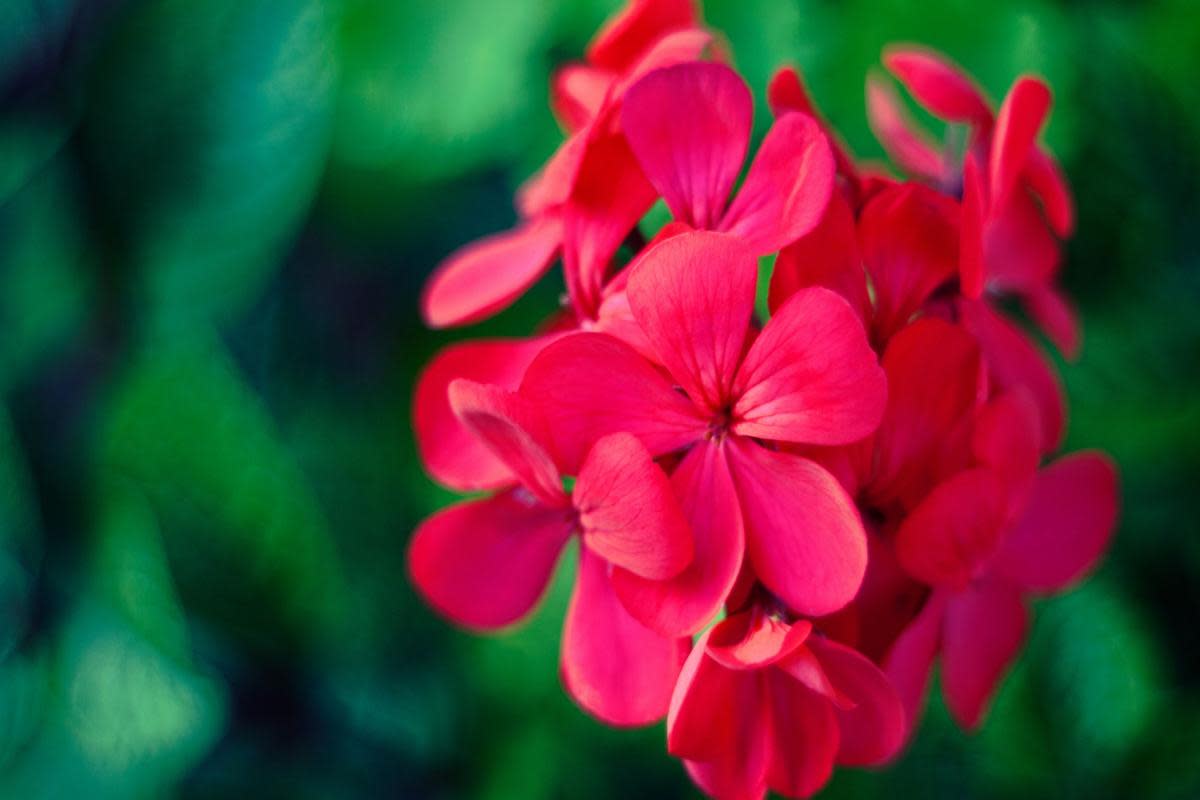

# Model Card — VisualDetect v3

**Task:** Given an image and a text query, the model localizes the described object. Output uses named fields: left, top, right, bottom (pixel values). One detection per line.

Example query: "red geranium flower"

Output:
left=521, top=230, right=886, bottom=635
left=420, top=0, right=713, bottom=329
left=408, top=379, right=694, bottom=725
left=668, top=602, right=905, bottom=799
left=886, top=391, right=1119, bottom=729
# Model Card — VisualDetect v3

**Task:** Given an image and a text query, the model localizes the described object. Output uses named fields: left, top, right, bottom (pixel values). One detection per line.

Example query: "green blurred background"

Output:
left=1, top=0, right=1197, bottom=797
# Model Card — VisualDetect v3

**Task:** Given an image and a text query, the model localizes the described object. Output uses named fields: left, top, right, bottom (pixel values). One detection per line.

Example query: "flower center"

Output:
left=706, top=404, right=734, bottom=442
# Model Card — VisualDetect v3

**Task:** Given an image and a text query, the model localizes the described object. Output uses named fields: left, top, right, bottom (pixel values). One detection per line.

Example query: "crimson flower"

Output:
left=867, top=46, right=1077, bottom=450
left=886, top=391, right=1119, bottom=729
left=668, top=603, right=905, bottom=799
left=521, top=230, right=885, bottom=635
left=419, top=1, right=712, bottom=328
left=408, top=379, right=693, bottom=724
left=621, top=61, right=835, bottom=256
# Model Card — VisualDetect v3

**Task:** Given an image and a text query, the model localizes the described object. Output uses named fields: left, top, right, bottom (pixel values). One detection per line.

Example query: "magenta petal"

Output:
left=671, top=641, right=771, bottom=799
left=984, top=187, right=1061, bottom=294
left=707, top=610, right=812, bottom=670
left=993, top=452, right=1118, bottom=592
left=421, top=216, right=562, bottom=328
left=869, top=318, right=983, bottom=512
left=959, top=154, right=987, bottom=299
left=769, top=190, right=868, bottom=319
left=561, top=547, right=690, bottom=726
left=551, top=64, right=611, bottom=132
left=1025, top=284, right=1082, bottom=360
left=865, top=73, right=948, bottom=184
left=727, top=440, right=867, bottom=617
left=586, top=0, right=699, bottom=73
left=959, top=299, right=1066, bottom=454
left=941, top=579, right=1027, bottom=730
left=613, top=439, right=744, bottom=636
left=882, top=46, right=993, bottom=128
left=622, top=62, right=752, bottom=229
left=575, top=432, right=693, bottom=580
left=970, top=390, right=1041, bottom=515
left=883, top=590, right=946, bottom=735
left=448, top=380, right=566, bottom=508
left=989, top=76, right=1052, bottom=211
left=407, top=492, right=572, bottom=630
left=765, top=669, right=839, bottom=799
left=562, top=124, right=657, bottom=317
left=414, top=337, right=553, bottom=492
left=733, top=287, right=886, bottom=447
left=807, top=637, right=906, bottom=766
left=719, top=112, right=836, bottom=255
left=1024, top=147, right=1075, bottom=237
left=520, top=331, right=706, bottom=473
left=627, top=230, right=756, bottom=412
left=669, top=631, right=746, bottom=759
left=894, top=469, right=1008, bottom=589
left=859, top=183, right=961, bottom=344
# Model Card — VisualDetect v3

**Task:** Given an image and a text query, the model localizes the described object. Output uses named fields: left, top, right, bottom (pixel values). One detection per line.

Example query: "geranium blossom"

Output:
left=521, top=230, right=885, bottom=633
left=407, top=2, right=1119, bottom=797
left=409, top=379, right=694, bottom=724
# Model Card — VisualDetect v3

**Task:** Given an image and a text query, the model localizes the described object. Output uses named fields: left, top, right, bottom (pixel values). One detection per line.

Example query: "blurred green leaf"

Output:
left=335, top=0, right=554, bottom=183
left=97, top=334, right=348, bottom=653
left=82, top=0, right=339, bottom=328
left=0, top=158, right=93, bottom=391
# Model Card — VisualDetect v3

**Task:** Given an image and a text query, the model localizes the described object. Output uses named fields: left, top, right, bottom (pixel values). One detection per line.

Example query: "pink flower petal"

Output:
left=613, top=439, right=745, bottom=636
left=869, top=318, right=983, bottom=512
left=707, top=609, right=812, bottom=670
left=941, top=579, right=1027, bottom=729
left=586, top=0, right=699, bottom=73
left=993, top=452, right=1118, bottom=592
left=894, top=469, right=1008, bottom=588
left=984, top=187, right=1061, bottom=294
left=765, top=669, right=839, bottom=798
left=672, top=641, right=771, bottom=800
left=959, top=298, right=1066, bottom=453
left=882, top=46, right=993, bottom=128
left=865, top=73, right=949, bottom=184
left=575, top=432, right=693, bottom=580
left=612, top=27, right=714, bottom=98
left=989, top=76, right=1051, bottom=212
left=516, top=134, right=587, bottom=218
left=520, top=331, right=706, bottom=473
left=622, top=62, right=752, bottom=229
left=414, top=337, right=553, bottom=492
left=563, top=123, right=657, bottom=317
left=883, top=589, right=947, bottom=736
left=733, top=287, right=885, bottom=446
left=551, top=64, right=612, bottom=132
left=959, top=153, right=987, bottom=299
left=561, top=546, right=690, bottom=726
left=627, top=230, right=756, bottom=412
left=421, top=216, right=562, bottom=328
left=719, top=112, right=836, bottom=255
left=807, top=637, right=907, bottom=766
left=1024, top=284, right=1082, bottom=360
left=448, top=380, right=566, bottom=508
left=726, top=440, right=868, bottom=617
left=767, top=66, right=861, bottom=189
left=970, top=390, right=1041, bottom=516
left=407, top=491, right=572, bottom=630
left=859, top=183, right=961, bottom=344
left=778, top=644, right=851, bottom=708
left=769, top=190, right=868, bottom=320
left=1024, top=146, right=1075, bottom=237
left=669, top=631, right=767, bottom=763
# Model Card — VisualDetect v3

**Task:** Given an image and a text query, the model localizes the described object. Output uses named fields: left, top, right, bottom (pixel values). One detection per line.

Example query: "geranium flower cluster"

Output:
left=408, top=2, right=1119, bottom=797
